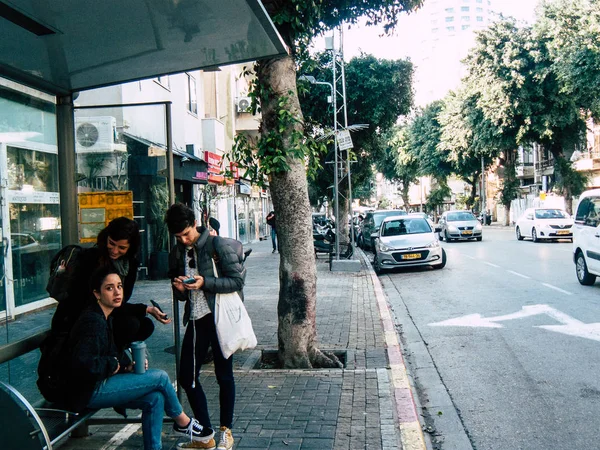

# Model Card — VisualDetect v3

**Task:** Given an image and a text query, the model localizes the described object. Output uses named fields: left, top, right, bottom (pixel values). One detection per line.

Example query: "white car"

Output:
left=373, top=215, right=446, bottom=274
left=515, top=208, right=573, bottom=242
left=573, top=189, right=600, bottom=285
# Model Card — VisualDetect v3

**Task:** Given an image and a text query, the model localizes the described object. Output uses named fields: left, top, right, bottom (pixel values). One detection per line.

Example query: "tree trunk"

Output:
left=338, top=184, right=350, bottom=246
left=401, top=184, right=410, bottom=211
left=504, top=202, right=511, bottom=226
left=256, top=55, right=342, bottom=369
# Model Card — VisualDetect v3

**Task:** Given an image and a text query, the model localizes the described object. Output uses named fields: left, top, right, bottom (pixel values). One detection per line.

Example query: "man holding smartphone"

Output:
left=165, top=203, right=244, bottom=450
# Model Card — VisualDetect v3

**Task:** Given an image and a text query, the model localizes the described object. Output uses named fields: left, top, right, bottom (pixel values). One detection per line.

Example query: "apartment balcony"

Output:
left=573, top=150, right=600, bottom=172
left=516, top=163, right=534, bottom=178
left=535, top=159, right=554, bottom=176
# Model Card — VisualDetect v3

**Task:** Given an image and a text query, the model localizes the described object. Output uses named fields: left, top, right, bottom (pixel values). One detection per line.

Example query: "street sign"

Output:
left=337, top=129, right=353, bottom=150
left=429, top=304, right=600, bottom=342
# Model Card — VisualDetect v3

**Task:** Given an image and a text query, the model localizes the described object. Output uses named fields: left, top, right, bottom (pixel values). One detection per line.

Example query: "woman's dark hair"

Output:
left=97, top=217, right=140, bottom=259
left=89, top=266, right=123, bottom=295
left=165, top=203, right=196, bottom=234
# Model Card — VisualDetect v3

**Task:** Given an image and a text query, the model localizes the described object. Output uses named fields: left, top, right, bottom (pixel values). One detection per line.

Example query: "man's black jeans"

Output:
left=179, top=313, right=235, bottom=429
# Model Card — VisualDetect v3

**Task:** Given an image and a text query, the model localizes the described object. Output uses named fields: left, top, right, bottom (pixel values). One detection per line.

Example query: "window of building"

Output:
left=186, top=73, right=197, bottom=115
left=432, top=27, right=439, bottom=33
left=462, top=15, right=470, bottom=21
left=445, top=7, right=454, bottom=12
left=94, top=176, right=108, bottom=190
left=155, top=75, right=170, bottom=90
left=476, top=7, right=483, bottom=12
left=447, top=26, right=455, bottom=31
left=461, top=6, right=470, bottom=11
left=462, top=25, right=470, bottom=30
left=477, top=16, right=483, bottom=21
left=446, top=16, right=454, bottom=22
left=476, top=0, right=483, bottom=3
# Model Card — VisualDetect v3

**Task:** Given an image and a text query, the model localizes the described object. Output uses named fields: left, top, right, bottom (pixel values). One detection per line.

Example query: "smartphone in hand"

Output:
left=150, top=300, right=168, bottom=319
left=182, top=277, right=196, bottom=284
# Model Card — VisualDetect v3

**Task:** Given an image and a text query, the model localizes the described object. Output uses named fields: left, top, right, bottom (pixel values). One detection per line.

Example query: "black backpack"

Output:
left=37, top=330, right=69, bottom=403
left=46, top=245, right=86, bottom=303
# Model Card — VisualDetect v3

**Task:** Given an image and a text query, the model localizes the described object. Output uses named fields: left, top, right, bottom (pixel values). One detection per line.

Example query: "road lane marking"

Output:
left=507, top=270, right=530, bottom=279
left=484, top=261, right=500, bottom=268
left=462, top=254, right=476, bottom=259
left=542, top=283, right=573, bottom=296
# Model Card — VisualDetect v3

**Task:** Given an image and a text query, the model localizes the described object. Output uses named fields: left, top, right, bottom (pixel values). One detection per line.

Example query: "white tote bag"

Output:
left=212, top=259, right=257, bottom=359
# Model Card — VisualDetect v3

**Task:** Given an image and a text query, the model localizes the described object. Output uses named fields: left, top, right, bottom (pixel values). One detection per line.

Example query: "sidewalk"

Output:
left=49, top=240, right=423, bottom=450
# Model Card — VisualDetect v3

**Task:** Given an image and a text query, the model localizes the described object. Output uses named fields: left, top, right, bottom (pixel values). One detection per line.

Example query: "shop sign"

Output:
left=193, top=171, right=208, bottom=181
left=260, top=189, right=268, bottom=198
left=204, top=151, right=223, bottom=174
left=239, top=181, right=252, bottom=195
left=208, top=173, right=225, bottom=183
left=251, top=185, right=261, bottom=198
left=8, top=190, right=60, bottom=204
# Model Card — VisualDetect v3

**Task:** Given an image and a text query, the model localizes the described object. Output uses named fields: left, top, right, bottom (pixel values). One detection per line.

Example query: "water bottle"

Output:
left=130, top=341, right=146, bottom=374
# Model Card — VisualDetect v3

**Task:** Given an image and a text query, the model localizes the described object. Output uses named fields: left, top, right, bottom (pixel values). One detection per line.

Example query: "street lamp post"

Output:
left=298, top=75, right=340, bottom=259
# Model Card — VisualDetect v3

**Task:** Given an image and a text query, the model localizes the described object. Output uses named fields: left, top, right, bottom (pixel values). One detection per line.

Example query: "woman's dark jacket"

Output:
left=167, top=228, right=244, bottom=326
left=51, top=247, right=142, bottom=333
left=65, top=302, right=128, bottom=412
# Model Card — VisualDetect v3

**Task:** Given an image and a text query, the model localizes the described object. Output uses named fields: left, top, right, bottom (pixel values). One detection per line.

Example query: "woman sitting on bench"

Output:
left=64, top=266, right=214, bottom=449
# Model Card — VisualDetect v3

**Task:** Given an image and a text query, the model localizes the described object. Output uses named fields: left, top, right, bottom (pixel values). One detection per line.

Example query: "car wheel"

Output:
left=516, top=227, right=524, bottom=241
left=532, top=228, right=538, bottom=243
left=576, top=251, right=596, bottom=285
left=476, top=236, right=482, bottom=241
left=373, top=257, right=383, bottom=275
left=434, top=249, right=447, bottom=269
left=444, top=230, right=452, bottom=242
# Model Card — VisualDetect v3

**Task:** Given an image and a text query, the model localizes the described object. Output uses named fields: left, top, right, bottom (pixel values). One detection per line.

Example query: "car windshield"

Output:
left=374, top=211, right=407, bottom=227
left=534, top=209, right=569, bottom=219
left=382, top=218, right=431, bottom=236
left=447, top=212, right=476, bottom=222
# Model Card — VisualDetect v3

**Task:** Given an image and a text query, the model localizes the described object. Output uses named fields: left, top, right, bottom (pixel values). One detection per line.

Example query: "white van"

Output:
left=573, top=189, right=600, bottom=285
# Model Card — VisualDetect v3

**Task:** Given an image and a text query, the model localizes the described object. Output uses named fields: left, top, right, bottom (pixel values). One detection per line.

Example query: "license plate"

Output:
left=557, top=230, right=570, bottom=235
left=462, top=230, right=473, bottom=235
left=401, top=253, right=421, bottom=260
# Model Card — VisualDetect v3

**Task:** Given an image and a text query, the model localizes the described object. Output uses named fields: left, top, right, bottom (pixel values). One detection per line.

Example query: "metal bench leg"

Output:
left=70, top=421, right=90, bottom=438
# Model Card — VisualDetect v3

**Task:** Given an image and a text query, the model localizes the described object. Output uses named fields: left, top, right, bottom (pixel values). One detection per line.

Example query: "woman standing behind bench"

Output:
left=65, top=266, right=212, bottom=449
left=51, top=217, right=170, bottom=349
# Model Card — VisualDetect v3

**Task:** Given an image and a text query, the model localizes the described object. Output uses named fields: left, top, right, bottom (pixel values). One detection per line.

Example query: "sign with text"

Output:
left=337, top=129, right=353, bottom=150
left=204, top=151, right=223, bottom=174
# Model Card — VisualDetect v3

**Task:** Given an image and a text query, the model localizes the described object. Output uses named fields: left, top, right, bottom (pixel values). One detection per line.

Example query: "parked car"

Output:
left=573, top=189, right=600, bottom=285
left=515, top=208, right=573, bottom=242
left=408, top=212, right=435, bottom=229
left=359, top=210, right=407, bottom=250
left=10, top=232, right=60, bottom=278
left=372, top=215, right=446, bottom=274
left=438, top=210, right=482, bottom=242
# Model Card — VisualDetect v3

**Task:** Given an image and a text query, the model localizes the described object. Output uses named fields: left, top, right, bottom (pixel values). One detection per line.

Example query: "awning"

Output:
left=0, top=0, right=287, bottom=95
left=123, top=132, right=207, bottom=184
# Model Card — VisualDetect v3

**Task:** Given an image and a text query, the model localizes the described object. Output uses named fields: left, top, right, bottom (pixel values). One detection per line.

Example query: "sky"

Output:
left=335, top=0, right=540, bottom=61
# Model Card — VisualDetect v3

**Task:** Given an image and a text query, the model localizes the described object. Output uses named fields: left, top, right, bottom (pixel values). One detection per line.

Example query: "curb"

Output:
left=357, top=249, right=427, bottom=450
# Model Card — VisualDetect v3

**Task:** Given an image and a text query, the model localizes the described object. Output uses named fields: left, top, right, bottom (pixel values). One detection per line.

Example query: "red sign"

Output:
left=230, top=162, right=239, bottom=180
left=208, top=173, right=225, bottom=183
left=204, top=151, right=223, bottom=174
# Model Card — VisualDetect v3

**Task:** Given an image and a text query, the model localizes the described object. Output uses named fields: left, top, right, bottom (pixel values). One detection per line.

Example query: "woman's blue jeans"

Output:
left=87, top=369, right=182, bottom=450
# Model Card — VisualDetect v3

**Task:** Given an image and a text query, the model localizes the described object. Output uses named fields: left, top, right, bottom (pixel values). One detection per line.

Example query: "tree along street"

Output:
left=377, top=228, right=600, bottom=450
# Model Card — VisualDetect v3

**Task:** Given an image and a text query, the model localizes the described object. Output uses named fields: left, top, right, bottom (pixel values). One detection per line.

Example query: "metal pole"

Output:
left=332, top=40, right=340, bottom=260
left=339, top=27, right=355, bottom=252
left=56, top=95, right=79, bottom=245
left=481, top=155, right=485, bottom=222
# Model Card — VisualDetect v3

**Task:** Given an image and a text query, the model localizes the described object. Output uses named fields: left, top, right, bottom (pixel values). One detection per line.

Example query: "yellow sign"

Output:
left=78, top=191, right=134, bottom=243
left=540, top=192, right=547, bottom=201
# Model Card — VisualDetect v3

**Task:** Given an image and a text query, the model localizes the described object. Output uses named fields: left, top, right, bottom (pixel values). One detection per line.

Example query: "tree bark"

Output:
left=256, top=55, right=342, bottom=369
left=401, top=184, right=410, bottom=211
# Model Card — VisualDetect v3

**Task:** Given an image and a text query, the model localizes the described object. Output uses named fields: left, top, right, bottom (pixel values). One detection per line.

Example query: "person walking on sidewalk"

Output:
left=65, top=266, right=206, bottom=450
left=166, top=203, right=244, bottom=450
left=266, top=210, right=277, bottom=253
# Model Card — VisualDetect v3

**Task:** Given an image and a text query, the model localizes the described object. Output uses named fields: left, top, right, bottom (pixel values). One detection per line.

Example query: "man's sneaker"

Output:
left=173, top=418, right=215, bottom=443
left=216, top=426, right=234, bottom=450
left=177, top=439, right=216, bottom=449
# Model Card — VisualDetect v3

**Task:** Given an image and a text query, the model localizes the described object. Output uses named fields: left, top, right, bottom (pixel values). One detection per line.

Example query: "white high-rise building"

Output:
left=413, top=0, right=495, bottom=106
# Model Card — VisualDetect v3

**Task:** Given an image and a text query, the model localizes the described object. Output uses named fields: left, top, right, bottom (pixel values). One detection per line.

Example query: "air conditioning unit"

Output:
left=236, top=97, right=251, bottom=113
left=75, top=116, right=125, bottom=153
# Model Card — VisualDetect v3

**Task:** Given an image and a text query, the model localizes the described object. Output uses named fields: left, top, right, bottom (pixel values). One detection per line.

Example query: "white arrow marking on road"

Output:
left=430, top=304, right=556, bottom=328
left=430, top=305, right=600, bottom=342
